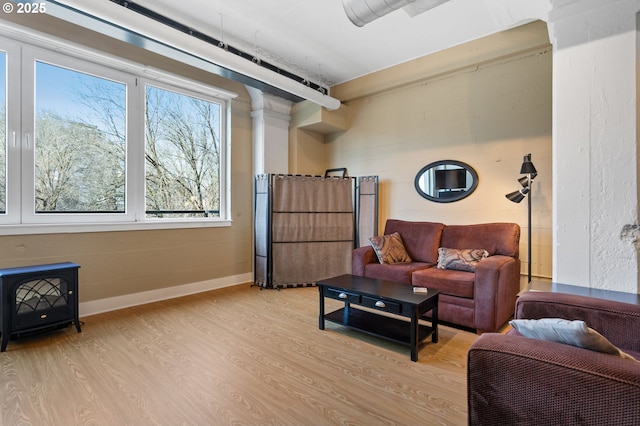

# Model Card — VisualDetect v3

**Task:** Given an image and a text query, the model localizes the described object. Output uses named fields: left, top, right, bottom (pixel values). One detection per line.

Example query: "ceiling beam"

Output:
left=45, top=0, right=342, bottom=109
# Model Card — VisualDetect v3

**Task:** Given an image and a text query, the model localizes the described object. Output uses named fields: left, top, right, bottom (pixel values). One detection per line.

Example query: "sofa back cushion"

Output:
left=384, top=219, right=445, bottom=264
left=440, top=222, right=520, bottom=258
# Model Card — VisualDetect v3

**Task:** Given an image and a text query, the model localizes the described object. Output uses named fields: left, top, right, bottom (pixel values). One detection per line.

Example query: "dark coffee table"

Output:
left=317, top=274, right=439, bottom=362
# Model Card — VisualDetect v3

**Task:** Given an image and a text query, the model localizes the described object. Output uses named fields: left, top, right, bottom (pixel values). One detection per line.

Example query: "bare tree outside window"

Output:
left=34, top=62, right=126, bottom=213
left=145, top=85, right=221, bottom=218
left=32, top=63, right=223, bottom=219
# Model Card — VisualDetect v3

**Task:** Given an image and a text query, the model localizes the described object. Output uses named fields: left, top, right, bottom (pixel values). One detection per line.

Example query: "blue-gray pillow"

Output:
left=510, top=318, right=637, bottom=361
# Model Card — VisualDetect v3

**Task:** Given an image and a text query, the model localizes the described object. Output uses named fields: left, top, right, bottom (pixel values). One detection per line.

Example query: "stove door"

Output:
left=12, top=275, right=73, bottom=332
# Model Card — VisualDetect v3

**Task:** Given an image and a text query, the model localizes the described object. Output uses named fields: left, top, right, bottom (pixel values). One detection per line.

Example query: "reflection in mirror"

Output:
left=414, top=160, right=478, bottom=203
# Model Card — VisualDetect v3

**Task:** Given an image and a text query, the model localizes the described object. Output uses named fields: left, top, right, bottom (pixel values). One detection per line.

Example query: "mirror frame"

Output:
left=414, top=160, right=479, bottom=203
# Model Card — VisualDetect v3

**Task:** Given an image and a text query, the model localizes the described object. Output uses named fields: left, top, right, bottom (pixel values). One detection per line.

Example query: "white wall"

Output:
left=549, top=0, right=640, bottom=292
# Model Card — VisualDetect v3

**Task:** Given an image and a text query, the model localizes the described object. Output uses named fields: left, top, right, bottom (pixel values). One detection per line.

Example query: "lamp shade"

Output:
left=520, top=153, right=537, bottom=175
left=506, top=187, right=529, bottom=203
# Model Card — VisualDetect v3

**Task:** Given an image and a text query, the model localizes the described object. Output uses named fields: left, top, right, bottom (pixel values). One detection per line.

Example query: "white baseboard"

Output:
left=79, top=273, right=253, bottom=317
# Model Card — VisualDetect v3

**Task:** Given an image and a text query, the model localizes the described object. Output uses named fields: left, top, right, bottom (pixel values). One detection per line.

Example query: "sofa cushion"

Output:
left=365, top=262, right=433, bottom=284
left=440, top=223, right=520, bottom=257
left=437, top=247, right=489, bottom=272
left=509, top=318, right=638, bottom=361
left=411, top=267, right=475, bottom=299
left=369, top=232, right=412, bottom=264
left=383, top=219, right=445, bottom=264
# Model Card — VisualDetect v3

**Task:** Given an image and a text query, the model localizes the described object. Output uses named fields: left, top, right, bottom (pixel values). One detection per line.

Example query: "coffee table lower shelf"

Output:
left=324, top=307, right=434, bottom=348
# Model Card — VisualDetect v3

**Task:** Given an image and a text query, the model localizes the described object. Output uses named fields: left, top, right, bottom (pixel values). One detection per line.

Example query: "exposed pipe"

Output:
left=46, top=0, right=341, bottom=110
left=342, top=0, right=414, bottom=27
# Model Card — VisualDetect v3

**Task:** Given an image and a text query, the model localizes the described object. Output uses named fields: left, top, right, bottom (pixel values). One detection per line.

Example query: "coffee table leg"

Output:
left=318, top=286, right=325, bottom=330
left=432, top=296, right=439, bottom=343
left=410, top=311, right=418, bottom=362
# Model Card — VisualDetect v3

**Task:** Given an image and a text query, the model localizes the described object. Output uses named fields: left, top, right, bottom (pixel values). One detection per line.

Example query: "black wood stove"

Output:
left=0, top=262, right=81, bottom=351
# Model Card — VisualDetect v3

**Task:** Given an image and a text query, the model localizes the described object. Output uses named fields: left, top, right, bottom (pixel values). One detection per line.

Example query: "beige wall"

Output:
left=0, top=14, right=255, bottom=305
left=322, top=22, right=553, bottom=279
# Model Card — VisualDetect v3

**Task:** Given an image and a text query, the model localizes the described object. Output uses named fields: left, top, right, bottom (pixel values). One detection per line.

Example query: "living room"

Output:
left=0, top=0, right=638, bottom=424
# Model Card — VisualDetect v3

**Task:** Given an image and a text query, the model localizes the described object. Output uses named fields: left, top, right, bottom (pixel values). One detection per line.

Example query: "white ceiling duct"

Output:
left=342, top=0, right=414, bottom=27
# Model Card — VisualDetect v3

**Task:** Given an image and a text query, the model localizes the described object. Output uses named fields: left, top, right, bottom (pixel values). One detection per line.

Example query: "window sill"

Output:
left=0, top=220, right=233, bottom=236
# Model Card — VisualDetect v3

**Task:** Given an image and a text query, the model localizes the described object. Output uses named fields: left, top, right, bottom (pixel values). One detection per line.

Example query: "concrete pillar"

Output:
left=246, top=86, right=292, bottom=174
left=548, top=0, right=640, bottom=292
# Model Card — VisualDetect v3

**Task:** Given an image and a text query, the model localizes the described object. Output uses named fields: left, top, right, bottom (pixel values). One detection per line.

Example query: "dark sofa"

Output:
left=352, top=219, right=521, bottom=332
left=467, top=291, right=640, bottom=425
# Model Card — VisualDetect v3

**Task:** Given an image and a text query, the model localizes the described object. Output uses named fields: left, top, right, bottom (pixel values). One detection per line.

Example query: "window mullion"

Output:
left=127, top=77, right=145, bottom=221
left=20, top=47, right=36, bottom=224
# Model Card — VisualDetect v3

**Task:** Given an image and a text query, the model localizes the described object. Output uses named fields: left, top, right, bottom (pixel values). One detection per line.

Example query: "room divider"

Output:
left=254, top=173, right=377, bottom=289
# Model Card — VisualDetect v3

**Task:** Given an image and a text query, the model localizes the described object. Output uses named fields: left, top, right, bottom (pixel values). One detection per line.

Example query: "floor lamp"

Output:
left=505, top=153, right=537, bottom=284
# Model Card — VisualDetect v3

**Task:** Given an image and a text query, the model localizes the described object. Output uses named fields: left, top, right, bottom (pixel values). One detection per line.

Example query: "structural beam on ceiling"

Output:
left=45, top=0, right=341, bottom=110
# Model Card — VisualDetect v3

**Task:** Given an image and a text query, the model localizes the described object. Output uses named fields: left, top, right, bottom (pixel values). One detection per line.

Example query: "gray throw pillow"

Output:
left=436, top=247, right=488, bottom=272
left=510, top=318, right=637, bottom=361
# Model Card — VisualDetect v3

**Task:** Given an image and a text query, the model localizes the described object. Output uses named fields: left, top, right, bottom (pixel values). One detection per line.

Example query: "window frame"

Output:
left=0, top=29, right=236, bottom=236
left=21, top=47, right=137, bottom=224
left=140, top=78, right=229, bottom=223
left=2, top=39, right=21, bottom=225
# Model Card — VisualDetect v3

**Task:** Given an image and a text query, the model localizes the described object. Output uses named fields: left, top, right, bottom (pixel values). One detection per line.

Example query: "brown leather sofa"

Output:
left=467, top=291, right=640, bottom=425
left=352, top=219, right=521, bottom=332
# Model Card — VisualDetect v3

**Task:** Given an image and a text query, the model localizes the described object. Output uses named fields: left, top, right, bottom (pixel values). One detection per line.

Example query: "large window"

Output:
left=0, top=36, right=232, bottom=233
left=145, top=84, right=222, bottom=219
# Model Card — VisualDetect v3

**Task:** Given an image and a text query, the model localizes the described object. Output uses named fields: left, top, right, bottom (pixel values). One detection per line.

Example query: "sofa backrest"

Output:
left=440, top=222, right=520, bottom=258
left=384, top=219, right=445, bottom=264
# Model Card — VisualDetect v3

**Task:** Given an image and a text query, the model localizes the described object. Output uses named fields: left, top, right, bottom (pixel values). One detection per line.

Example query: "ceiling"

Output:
left=121, top=0, right=551, bottom=86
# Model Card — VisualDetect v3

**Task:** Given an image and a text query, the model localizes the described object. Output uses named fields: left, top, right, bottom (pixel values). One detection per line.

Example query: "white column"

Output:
left=246, top=86, right=292, bottom=175
left=548, top=0, right=640, bottom=292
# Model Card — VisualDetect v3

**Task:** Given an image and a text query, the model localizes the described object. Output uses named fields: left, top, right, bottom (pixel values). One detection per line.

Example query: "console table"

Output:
left=525, top=280, right=640, bottom=306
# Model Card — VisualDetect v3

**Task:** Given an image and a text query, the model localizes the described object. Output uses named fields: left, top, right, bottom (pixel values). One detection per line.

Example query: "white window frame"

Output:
left=0, top=26, right=236, bottom=236
left=2, top=39, right=21, bottom=225
left=21, top=47, right=137, bottom=224
left=140, top=77, right=229, bottom=224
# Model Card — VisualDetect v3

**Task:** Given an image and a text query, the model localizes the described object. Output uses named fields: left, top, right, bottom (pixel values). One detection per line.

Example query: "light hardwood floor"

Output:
left=0, top=284, right=478, bottom=425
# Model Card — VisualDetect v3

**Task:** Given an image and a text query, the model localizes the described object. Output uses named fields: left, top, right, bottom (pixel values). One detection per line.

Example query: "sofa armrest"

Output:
left=473, top=255, right=520, bottom=332
left=352, top=246, right=377, bottom=276
left=468, top=333, right=640, bottom=426
left=516, top=291, right=640, bottom=352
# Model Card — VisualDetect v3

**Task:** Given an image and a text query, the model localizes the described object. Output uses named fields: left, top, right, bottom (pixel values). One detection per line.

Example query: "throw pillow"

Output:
left=509, top=318, right=638, bottom=361
left=369, top=232, right=412, bottom=264
left=436, top=247, right=489, bottom=272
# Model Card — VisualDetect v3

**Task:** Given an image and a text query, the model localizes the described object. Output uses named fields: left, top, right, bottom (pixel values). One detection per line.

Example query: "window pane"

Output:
left=0, top=52, right=6, bottom=214
left=34, top=62, right=126, bottom=213
left=145, top=85, right=221, bottom=219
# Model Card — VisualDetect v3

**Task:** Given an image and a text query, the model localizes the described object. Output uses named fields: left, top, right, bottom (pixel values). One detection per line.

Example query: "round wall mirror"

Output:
left=414, top=160, right=478, bottom=203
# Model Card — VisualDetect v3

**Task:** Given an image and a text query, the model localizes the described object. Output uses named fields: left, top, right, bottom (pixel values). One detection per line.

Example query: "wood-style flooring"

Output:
left=0, top=284, right=478, bottom=425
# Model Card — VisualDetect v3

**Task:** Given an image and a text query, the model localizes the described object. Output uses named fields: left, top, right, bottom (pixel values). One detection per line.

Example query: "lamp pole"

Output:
left=505, top=153, right=537, bottom=284
left=527, top=172, right=532, bottom=284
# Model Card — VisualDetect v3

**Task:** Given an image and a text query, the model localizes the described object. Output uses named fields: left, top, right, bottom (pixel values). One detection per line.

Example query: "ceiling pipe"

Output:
left=342, top=0, right=415, bottom=27
left=46, top=0, right=341, bottom=110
